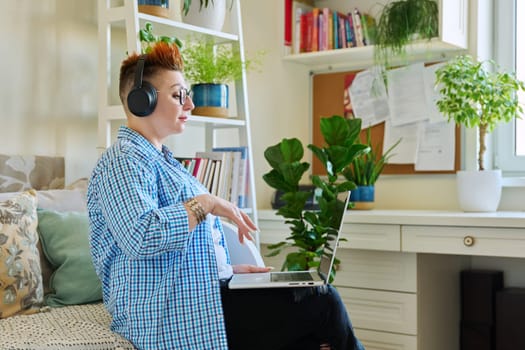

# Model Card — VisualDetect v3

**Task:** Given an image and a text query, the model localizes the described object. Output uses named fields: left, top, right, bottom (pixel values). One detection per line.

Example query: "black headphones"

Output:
left=127, top=56, right=157, bottom=117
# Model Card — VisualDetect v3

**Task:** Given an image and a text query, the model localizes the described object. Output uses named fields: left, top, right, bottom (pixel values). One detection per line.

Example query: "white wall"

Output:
left=0, top=0, right=99, bottom=184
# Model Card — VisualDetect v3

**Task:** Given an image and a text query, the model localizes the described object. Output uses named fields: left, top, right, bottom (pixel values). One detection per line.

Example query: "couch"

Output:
left=0, top=188, right=136, bottom=350
left=0, top=155, right=264, bottom=350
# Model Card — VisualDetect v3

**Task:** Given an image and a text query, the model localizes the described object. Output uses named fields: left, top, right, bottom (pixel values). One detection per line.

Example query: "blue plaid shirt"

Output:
left=87, top=126, right=229, bottom=349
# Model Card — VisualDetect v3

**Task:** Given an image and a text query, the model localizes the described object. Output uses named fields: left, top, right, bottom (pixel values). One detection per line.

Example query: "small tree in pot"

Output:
left=434, top=54, right=525, bottom=211
left=262, top=115, right=368, bottom=281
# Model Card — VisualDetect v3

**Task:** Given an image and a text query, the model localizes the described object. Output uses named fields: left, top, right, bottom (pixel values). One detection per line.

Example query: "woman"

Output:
left=87, top=41, right=364, bottom=350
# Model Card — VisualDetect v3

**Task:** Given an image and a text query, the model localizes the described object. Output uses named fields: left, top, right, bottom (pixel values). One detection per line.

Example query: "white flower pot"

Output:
left=182, top=0, right=226, bottom=32
left=456, top=169, right=502, bottom=212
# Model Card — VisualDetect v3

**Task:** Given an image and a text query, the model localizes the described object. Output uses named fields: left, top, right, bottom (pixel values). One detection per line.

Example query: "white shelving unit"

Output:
left=97, top=0, right=259, bottom=242
left=284, top=0, right=468, bottom=72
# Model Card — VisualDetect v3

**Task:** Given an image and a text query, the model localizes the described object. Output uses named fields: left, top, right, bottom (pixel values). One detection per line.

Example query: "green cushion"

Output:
left=37, top=210, right=102, bottom=307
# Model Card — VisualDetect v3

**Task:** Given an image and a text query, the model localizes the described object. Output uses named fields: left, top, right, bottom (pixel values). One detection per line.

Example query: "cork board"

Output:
left=311, top=70, right=461, bottom=175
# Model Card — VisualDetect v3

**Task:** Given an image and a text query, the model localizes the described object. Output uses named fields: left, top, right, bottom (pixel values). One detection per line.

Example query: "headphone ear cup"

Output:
left=127, top=81, right=157, bottom=117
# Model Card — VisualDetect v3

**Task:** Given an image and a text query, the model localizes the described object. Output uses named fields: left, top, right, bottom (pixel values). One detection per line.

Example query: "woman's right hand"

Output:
left=195, top=194, right=257, bottom=244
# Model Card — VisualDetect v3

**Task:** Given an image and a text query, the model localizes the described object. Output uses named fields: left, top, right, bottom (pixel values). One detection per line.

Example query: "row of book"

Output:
left=284, top=0, right=377, bottom=55
left=177, top=147, right=249, bottom=208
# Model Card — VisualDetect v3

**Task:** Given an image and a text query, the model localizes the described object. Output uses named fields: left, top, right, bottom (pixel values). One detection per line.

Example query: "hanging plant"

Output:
left=374, top=0, right=438, bottom=67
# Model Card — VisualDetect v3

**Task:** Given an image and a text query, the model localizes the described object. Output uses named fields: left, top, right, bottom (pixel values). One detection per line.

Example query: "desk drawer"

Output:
left=335, top=250, right=417, bottom=292
left=340, top=223, right=401, bottom=251
left=402, top=225, right=525, bottom=258
left=339, top=287, right=417, bottom=335
left=354, top=329, right=417, bottom=350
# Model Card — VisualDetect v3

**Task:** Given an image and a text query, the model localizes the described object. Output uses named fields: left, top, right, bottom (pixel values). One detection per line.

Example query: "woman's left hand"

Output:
left=233, top=264, right=274, bottom=274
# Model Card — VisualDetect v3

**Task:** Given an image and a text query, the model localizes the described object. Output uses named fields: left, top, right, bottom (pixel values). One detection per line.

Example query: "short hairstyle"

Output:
left=118, top=42, right=184, bottom=104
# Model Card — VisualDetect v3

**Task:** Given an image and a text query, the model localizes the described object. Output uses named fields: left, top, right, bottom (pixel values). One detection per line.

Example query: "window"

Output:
left=494, top=0, right=525, bottom=174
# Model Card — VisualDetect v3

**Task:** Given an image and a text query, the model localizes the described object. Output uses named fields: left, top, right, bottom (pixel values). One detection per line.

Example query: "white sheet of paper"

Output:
left=423, top=62, right=447, bottom=123
left=348, top=68, right=389, bottom=128
left=383, top=120, right=422, bottom=164
left=387, top=63, right=429, bottom=126
left=415, top=121, right=456, bottom=171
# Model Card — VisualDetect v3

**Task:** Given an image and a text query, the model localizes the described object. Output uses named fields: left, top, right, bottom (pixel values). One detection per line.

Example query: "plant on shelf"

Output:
left=139, top=22, right=182, bottom=53
left=374, top=0, right=438, bottom=67
left=182, top=35, right=263, bottom=117
left=342, top=126, right=400, bottom=209
left=182, top=0, right=232, bottom=16
left=434, top=54, right=525, bottom=211
left=262, top=115, right=368, bottom=280
left=181, top=0, right=233, bottom=31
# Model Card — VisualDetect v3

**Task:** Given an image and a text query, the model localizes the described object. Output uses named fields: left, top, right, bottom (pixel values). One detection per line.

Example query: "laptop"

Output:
left=228, top=190, right=350, bottom=289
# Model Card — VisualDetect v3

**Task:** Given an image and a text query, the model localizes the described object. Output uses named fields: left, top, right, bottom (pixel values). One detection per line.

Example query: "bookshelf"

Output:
left=97, top=0, right=259, bottom=243
left=284, top=0, right=468, bottom=72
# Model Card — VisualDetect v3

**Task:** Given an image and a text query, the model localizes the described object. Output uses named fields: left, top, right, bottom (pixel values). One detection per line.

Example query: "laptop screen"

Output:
left=318, top=190, right=351, bottom=282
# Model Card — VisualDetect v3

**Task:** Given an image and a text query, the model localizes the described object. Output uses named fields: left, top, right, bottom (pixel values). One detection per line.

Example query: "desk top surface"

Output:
left=258, top=209, right=525, bottom=228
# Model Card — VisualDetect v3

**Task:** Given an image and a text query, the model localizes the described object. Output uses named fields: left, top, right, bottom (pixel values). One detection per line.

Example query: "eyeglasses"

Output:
left=175, top=88, right=193, bottom=105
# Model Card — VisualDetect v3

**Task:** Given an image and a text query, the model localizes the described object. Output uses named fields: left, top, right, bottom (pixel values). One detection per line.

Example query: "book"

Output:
left=346, top=12, right=356, bottom=48
left=212, top=146, right=249, bottom=208
left=352, top=8, right=365, bottom=47
left=284, top=0, right=293, bottom=54
left=311, top=7, right=320, bottom=52
left=292, top=1, right=313, bottom=54
left=195, top=151, right=230, bottom=195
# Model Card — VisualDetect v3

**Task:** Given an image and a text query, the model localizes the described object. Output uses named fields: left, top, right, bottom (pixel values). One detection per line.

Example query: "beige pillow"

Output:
left=0, top=190, right=44, bottom=318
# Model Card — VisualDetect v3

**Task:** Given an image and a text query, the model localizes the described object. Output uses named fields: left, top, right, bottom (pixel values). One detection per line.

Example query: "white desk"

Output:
left=257, top=209, right=525, bottom=350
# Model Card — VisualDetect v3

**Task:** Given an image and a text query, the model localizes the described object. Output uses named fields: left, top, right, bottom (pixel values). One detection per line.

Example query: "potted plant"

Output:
left=434, top=54, right=525, bottom=211
left=374, top=0, right=438, bottom=67
left=182, top=35, right=263, bottom=117
left=139, top=22, right=182, bottom=52
left=182, top=0, right=232, bottom=31
left=342, top=127, right=401, bottom=209
left=262, top=115, right=368, bottom=279
left=138, top=0, right=170, bottom=18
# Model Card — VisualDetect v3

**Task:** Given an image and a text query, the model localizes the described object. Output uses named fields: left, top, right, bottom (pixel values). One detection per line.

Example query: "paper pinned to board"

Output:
left=387, top=63, right=430, bottom=126
left=415, top=121, right=456, bottom=171
left=346, top=67, right=389, bottom=128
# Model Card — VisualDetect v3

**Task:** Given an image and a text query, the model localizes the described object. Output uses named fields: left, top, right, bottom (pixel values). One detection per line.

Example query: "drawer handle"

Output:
left=463, top=235, right=475, bottom=247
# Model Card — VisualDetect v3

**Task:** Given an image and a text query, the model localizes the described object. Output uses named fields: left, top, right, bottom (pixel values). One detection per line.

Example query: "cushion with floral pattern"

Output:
left=0, top=190, right=43, bottom=318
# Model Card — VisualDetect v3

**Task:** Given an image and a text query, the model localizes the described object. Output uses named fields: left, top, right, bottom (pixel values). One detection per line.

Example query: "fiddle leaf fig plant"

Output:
left=263, top=115, right=369, bottom=280
left=434, top=54, right=525, bottom=170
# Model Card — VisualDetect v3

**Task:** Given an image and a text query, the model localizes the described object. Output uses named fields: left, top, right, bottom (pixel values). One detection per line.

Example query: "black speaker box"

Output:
left=461, top=321, right=494, bottom=350
left=460, top=270, right=503, bottom=324
left=496, top=288, right=525, bottom=350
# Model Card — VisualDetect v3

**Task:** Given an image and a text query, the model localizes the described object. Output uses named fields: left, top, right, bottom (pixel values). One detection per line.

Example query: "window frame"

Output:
left=494, top=0, right=525, bottom=175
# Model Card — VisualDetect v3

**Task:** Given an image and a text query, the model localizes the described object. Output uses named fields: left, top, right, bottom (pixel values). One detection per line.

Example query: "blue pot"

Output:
left=138, top=0, right=168, bottom=8
left=192, top=83, right=229, bottom=117
left=350, top=185, right=375, bottom=202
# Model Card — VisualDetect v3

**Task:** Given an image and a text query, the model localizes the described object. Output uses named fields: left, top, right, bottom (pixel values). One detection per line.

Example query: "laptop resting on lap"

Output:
left=228, top=191, right=350, bottom=289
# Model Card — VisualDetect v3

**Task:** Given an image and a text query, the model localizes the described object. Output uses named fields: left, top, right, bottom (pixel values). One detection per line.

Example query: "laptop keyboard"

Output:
left=271, top=271, right=314, bottom=282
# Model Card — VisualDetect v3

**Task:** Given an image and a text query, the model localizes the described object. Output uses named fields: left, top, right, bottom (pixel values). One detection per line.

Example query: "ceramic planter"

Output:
left=456, top=169, right=502, bottom=212
left=182, top=0, right=226, bottom=31
left=191, top=83, right=229, bottom=118
left=350, top=185, right=375, bottom=210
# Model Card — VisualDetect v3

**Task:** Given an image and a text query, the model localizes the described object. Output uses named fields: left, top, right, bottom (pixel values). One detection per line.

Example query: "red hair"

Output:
left=119, top=42, right=184, bottom=103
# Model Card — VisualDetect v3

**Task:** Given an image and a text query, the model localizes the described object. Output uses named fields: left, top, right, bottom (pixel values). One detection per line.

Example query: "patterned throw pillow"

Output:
left=0, top=190, right=43, bottom=318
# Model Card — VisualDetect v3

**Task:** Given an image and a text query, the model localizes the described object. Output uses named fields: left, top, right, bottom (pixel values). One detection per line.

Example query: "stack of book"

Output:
left=177, top=146, right=250, bottom=208
left=284, top=0, right=376, bottom=55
